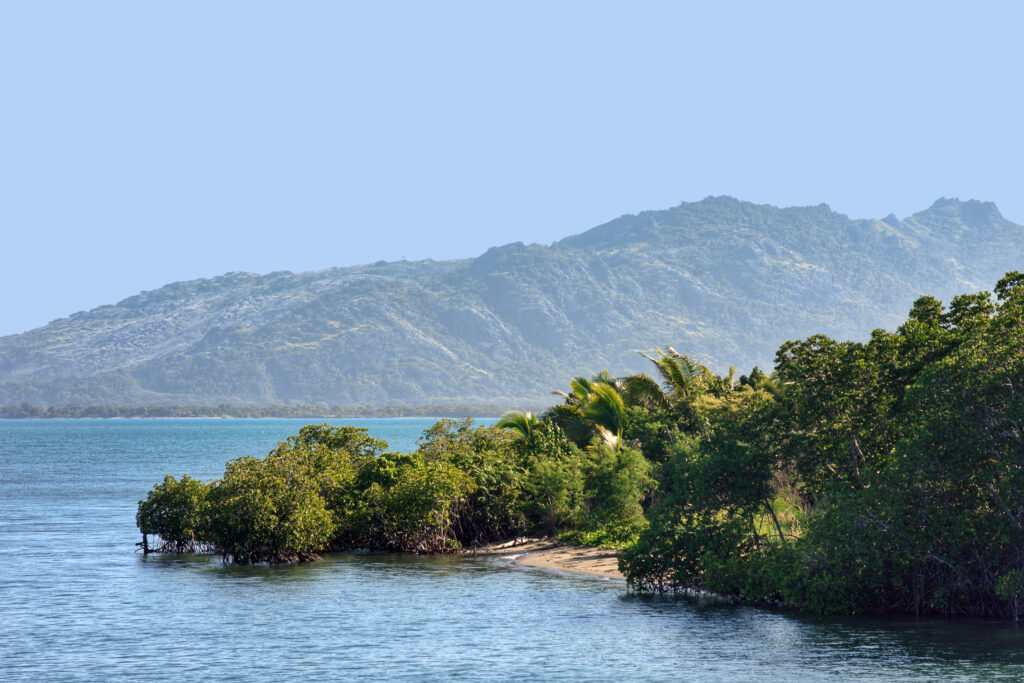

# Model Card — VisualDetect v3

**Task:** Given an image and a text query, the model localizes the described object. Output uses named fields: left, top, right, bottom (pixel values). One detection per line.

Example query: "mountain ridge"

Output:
left=2, top=196, right=1021, bottom=407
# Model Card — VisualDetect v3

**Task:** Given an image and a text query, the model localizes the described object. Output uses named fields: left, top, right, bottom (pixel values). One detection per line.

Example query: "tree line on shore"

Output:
left=138, top=272, right=1024, bottom=619
left=1, top=402, right=521, bottom=419
left=138, top=418, right=648, bottom=561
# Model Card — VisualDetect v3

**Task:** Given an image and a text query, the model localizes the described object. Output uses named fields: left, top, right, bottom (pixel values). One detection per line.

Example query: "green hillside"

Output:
left=1, top=196, right=1020, bottom=408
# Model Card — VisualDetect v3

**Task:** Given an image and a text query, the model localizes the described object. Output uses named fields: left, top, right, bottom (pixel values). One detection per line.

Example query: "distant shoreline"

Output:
left=0, top=403, right=544, bottom=420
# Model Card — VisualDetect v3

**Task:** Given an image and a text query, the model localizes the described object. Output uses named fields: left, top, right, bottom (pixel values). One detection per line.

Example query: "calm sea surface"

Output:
left=2, top=418, right=1023, bottom=681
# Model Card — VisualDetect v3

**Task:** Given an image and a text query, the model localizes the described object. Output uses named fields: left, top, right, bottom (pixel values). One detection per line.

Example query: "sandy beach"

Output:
left=472, top=538, right=624, bottom=580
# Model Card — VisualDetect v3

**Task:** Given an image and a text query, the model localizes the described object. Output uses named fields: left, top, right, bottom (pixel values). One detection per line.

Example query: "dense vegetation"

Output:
left=7, top=197, right=1023, bottom=408
left=139, top=272, right=1024, bottom=619
left=138, top=419, right=647, bottom=561
left=616, top=271, right=1024, bottom=619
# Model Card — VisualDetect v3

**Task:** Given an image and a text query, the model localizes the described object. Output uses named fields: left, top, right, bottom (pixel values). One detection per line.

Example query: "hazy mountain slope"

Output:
left=1, top=196, right=1021, bottom=407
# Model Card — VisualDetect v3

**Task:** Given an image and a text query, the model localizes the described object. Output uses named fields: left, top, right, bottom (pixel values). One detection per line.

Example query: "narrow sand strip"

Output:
left=472, top=538, right=624, bottom=580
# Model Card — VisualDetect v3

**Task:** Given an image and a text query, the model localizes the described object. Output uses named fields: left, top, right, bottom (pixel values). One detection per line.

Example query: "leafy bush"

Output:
left=582, top=444, right=651, bottom=542
left=204, top=455, right=335, bottom=564
left=355, top=455, right=475, bottom=552
left=136, top=474, right=210, bottom=553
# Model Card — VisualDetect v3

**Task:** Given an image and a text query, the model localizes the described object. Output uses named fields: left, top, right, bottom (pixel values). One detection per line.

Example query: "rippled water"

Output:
left=2, top=419, right=1023, bottom=681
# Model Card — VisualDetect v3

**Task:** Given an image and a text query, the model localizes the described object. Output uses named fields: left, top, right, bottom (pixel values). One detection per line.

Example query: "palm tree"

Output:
left=495, top=411, right=540, bottom=440
left=549, top=371, right=627, bottom=450
left=543, top=402, right=594, bottom=445
left=582, top=382, right=626, bottom=450
left=616, top=372, right=668, bottom=410
left=551, top=370, right=614, bottom=405
left=639, top=347, right=717, bottom=400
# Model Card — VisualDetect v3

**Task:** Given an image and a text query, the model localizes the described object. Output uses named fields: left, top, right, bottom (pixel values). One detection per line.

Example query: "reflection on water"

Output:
left=2, top=419, right=1023, bottom=681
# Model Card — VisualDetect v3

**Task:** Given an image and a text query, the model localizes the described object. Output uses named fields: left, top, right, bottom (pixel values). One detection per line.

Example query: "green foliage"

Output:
left=138, top=419, right=588, bottom=562
left=134, top=272, right=1024, bottom=622
left=139, top=424, right=382, bottom=563
left=640, top=347, right=711, bottom=401
left=278, top=423, right=389, bottom=458
left=620, top=504, right=750, bottom=593
left=415, top=419, right=526, bottom=546
left=582, top=383, right=627, bottom=449
left=354, top=454, right=476, bottom=553
left=519, top=420, right=586, bottom=534
left=136, top=474, right=210, bottom=553
left=582, top=444, right=652, bottom=539
left=619, top=386, right=778, bottom=594
left=204, top=454, right=336, bottom=564
left=621, top=272, right=1024, bottom=620
left=547, top=372, right=626, bottom=449
left=495, top=410, right=540, bottom=440
left=621, top=404, right=675, bottom=463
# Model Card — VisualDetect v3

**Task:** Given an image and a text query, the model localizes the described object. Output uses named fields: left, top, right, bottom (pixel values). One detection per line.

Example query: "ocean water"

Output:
left=2, top=418, right=1023, bottom=681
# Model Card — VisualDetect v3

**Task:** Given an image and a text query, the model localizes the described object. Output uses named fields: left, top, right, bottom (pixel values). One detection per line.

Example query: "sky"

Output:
left=2, top=1, right=1023, bottom=336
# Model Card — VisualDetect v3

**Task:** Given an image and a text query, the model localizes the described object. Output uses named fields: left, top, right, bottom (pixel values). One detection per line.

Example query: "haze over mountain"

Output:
left=2, top=196, right=1021, bottom=409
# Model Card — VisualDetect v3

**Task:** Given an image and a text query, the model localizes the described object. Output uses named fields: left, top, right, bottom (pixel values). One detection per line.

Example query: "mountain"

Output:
left=1, top=196, right=1021, bottom=408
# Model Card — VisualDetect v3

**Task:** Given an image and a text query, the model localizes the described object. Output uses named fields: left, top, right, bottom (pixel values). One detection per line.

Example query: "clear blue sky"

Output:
left=2, top=2, right=1022, bottom=336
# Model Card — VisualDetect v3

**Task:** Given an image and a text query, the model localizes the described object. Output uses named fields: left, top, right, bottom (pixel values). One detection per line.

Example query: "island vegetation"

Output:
left=139, top=272, right=1024, bottom=620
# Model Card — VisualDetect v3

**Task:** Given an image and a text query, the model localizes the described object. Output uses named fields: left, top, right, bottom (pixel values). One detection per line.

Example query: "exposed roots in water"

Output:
left=136, top=534, right=213, bottom=555
left=223, top=548, right=322, bottom=565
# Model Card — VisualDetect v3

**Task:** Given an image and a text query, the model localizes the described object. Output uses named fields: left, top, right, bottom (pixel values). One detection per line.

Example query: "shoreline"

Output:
left=471, top=538, right=624, bottom=581
left=0, top=404, right=538, bottom=420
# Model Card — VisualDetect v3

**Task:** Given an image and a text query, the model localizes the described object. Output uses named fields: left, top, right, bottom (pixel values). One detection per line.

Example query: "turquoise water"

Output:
left=2, top=418, right=1024, bottom=681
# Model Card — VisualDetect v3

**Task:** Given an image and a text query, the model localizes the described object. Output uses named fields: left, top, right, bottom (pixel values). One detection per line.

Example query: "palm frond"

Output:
left=583, top=382, right=626, bottom=444
left=495, top=411, right=539, bottom=439
left=618, top=372, right=668, bottom=409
